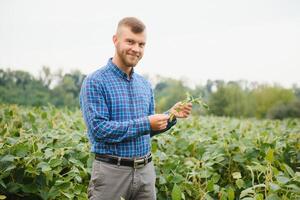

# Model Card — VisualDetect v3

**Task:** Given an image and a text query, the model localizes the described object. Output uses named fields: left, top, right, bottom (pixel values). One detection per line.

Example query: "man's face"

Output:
left=113, top=26, right=146, bottom=68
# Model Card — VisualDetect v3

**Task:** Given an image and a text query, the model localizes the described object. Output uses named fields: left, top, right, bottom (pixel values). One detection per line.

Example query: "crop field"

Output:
left=0, top=105, right=299, bottom=200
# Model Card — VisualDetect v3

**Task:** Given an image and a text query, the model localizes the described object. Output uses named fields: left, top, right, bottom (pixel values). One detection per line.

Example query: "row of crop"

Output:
left=0, top=105, right=90, bottom=200
left=152, top=117, right=300, bottom=199
left=1, top=105, right=300, bottom=199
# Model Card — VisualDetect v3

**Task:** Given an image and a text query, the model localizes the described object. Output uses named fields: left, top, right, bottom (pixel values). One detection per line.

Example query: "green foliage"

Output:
left=0, top=105, right=90, bottom=200
left=154, top=78, right=191, bottom=113
left=208, top=82, right=256, bottom=117
left=1, top=68, right=300, bottom=119
left=1, top=105, right=300, bottom=199
left=208, top=81, right=298, bottom=119
left=208, top=83, right=228, bottom=116
left=51, top=70, right=85, bottom=107
left=169, top=92, right=209, bottom=122
left=0, top=69, right=51, bottom=106
left=267, top=99, right=300, bottom=119
left=152, top=117, right=300, bottom=199
left=0, top=68, right=85, bottom=108
left=252, top=85, right=295, bottom=118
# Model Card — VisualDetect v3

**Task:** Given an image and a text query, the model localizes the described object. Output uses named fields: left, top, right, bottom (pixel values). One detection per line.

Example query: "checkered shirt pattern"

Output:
left=80, top=58, right=176, bottom=157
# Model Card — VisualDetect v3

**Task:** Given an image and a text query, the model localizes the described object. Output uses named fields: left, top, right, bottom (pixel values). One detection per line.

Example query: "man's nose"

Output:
left=131, top=44, right=140, bottom=52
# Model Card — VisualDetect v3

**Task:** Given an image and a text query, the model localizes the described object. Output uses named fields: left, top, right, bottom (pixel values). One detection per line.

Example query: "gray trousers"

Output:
left=88, top=159, right=156, bottom=200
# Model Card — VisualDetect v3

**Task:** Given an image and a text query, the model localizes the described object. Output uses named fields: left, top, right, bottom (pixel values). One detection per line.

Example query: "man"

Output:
left=80, top=17, right=192, bottom=200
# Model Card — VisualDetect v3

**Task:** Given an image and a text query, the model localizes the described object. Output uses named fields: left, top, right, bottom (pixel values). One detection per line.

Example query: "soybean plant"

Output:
left=169, top=92, right=209, bottom=122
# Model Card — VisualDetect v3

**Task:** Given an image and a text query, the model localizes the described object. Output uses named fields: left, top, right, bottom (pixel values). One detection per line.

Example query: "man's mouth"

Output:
left=127, top=53, right=139, bottom=58
left=128, top=55, right=139, bottom=60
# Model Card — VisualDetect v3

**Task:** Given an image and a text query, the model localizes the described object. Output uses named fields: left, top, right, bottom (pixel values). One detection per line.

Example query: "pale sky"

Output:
left=0, top=0, right=299, bottom=87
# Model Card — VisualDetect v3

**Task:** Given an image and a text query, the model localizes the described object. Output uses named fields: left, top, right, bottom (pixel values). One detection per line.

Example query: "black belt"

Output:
left=95, top=153, right=152, bottom=169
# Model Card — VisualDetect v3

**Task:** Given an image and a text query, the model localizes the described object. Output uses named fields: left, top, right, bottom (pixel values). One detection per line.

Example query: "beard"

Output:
left=117, top=48, right=142, bottom=68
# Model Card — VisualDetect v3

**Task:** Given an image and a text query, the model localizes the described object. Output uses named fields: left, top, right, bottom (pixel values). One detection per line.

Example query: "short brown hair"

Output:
left=117, top=17, right=146, bottom=33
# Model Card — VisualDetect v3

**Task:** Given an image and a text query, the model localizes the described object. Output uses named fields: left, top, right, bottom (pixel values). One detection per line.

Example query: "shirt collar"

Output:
left=107, top=58, right=134, bottom=81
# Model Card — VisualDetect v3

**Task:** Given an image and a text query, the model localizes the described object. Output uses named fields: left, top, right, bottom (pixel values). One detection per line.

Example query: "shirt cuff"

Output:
left=136, top=116, right=151, bottom=135
left=150, top=117, right=177, bottom=137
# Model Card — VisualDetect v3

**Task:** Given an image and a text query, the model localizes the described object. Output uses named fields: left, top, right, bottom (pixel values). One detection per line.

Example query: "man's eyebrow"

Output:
left=125, top=38, right=145, bottom=44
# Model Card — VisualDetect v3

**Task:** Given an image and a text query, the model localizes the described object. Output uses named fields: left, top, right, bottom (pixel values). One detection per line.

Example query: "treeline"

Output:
left=0, top=67, right=85, bottom=108
left=155, top=78, right=300, bottom=119
left=0, top=68, right=300, bottom=119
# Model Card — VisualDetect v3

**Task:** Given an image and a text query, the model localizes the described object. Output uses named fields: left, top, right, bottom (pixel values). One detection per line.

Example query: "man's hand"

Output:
left=148, top=114, right=169, bottom=131
left=170, top=102, right=192, bottom=119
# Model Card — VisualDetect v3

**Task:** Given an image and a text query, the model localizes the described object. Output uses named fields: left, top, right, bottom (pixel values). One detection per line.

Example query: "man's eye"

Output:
left=127, top=40, right=134, bottom=44
left=139, top=43, right=145, bottom=48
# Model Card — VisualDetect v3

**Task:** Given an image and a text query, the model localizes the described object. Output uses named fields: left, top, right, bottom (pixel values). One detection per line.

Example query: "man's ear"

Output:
left=112, top=35, right=118, bottom=45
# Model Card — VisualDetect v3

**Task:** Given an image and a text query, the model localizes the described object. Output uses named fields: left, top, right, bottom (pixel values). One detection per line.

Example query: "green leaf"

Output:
left=295, top=172, right=300, bottom=182
left=0, top=195, right=6, bottom=200
left=265, top=194, right=280, bottom=200
left=6, top=137, right=17, bottom=145
left=42, top=165, right=51, bottom=173
left=265, top=148, right=274, bottom=163
left=227, top=187, right=235, bottom=200
left=236, top=179, right=245, bottom=189
left=7, top=182, right=21, bottom=193
left=232, top=172, right=242, bottom=179
left=41, top=112, right=47, bottom=119
left=213, top=184, right=220, bottom=193
left=4, top=164, right=16, bottom=172
left=44, top=148, right=54, bottom=159
left=48, top=186, right=60, bottom=199
left=204, top=193, right=214, bottom=200
left=152, top=142, right=158, bottom=153
left=232, top=154, right=246, bottom=163
left=49, top=158, right=62, bottom=168
left=212, top=173, right=221, bottom=183
left=75, top=175, right=82, bottom=183
left=285, top=184, right=300, bottom=193
left=0, top=155, right=15, bottom=162
left=172, top=184, right=182, bottom=200
left=60, top=191, right=74, bottom=199
left=37, top=162, right=52, bottom=173
left=240, top=187, right=254, bottom=199
left=254, top=193, right=264, bottom=200
left=15, top=144, right=30, bottom=157
left=269, top=183, right=280, bottom=191
left=282, top=163, right=295, bottom=177
left=207, top=180, right=214, bottom=192
left=172, top=174, right=184, bottom=183
left=159, top=176, right=167, bottom=185
left=0, top=180, right=6, bottom=189
left=199, top=169, right=212, bottom=178
left=28, top=112, right=36, bottom=123
left=276, top=176, right=290, bottom=184
left=21, top=183, right=38, bottom=193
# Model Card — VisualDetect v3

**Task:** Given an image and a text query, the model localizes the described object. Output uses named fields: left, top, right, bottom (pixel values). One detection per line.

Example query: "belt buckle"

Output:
left=133, top=158, right=145, bottom=169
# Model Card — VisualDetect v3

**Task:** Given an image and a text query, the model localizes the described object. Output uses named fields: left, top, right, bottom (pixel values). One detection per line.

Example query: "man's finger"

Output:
left=182, top=107, right=192, bottom=112
left=183, top=104, right=192, bottom=109
left=159, top=121, right=167, bottom=126
left=185, top=109, right=192, bottom=115
left=163, top=115, right=170, bottom=121
left=159, top=124, right=167, bottom=130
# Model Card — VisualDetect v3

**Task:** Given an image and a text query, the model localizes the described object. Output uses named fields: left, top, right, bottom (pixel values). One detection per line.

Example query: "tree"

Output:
left=154, top=78, right=191, bottom=113
left=252, top=85, right=295, bottom=118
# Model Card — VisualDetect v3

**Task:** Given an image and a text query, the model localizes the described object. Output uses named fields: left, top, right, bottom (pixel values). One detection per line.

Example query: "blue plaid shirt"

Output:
left=80, top=58, right=176, bottom=157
